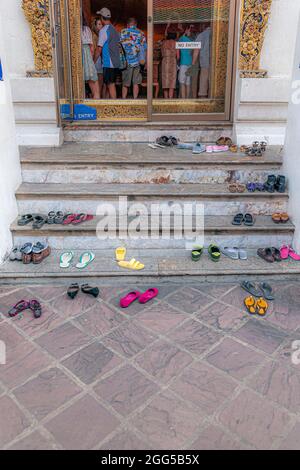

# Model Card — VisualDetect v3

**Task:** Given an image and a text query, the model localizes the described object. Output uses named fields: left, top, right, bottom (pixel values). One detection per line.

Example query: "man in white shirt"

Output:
left=192, top=24, right=211, bottom=98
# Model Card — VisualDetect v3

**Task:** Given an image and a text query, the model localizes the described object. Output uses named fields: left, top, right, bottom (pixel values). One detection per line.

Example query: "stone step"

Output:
left=16, top=182, right=289, bottom=216
left=1, top=249, right=300, bottom=282
left=11, top=215, right=294, bottom=250
left=20, top=144, right=283, bottom=184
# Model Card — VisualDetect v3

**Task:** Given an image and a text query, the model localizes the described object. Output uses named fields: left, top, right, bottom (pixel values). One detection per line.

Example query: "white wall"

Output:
left=283, top=14, right=300, bottom=252
left=0, top=12, right=22, bottom=263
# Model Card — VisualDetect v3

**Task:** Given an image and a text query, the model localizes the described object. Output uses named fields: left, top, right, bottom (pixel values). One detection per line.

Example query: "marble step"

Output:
left=11, top=215, right=294, bottom=250
left=16, top=183, right=289, bottom=216
left=1, top=248, right=300, bottom=282
left=20, top=144, right=283, bottom=184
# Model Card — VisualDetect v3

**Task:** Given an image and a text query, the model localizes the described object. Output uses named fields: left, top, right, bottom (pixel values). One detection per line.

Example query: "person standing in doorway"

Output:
left=92, top=17, right=107, bottom=98
left=94, top=8, right=120, bottom=99
left=161, top=28, right=177, bottom=99
left=81, top=13, right=100, bottom=99
left=120, top=18, right=147, bottom=99
left=192, top=23, right=211, bottom=98
left=177, top=26, right=193, bottom=99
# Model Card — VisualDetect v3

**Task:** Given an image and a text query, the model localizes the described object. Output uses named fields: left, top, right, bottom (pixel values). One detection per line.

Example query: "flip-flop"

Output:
left=72, top=214, right=94, bottom=225
left=241, top=281, right=262, bottom=298
left=221, top=247, right=239, bottom=260
left=244, top=296, right=256, bottom=315
left=62, top=214, right=77, bottom=225
left=47, top=211, right=56, bottom=224
left=259, top=282, right=274, bottom=301
left=8, top=300, right=30, bottom=317
left=232, top=213, right=244, bottom=226
left=54, top=211, right=65, bottom=224
left=60, top=251, right=74, bottom=268
left=191, top=246, right=203, bottom=261
left=115, top=247, right=127, bottom=262
left=18, top=214, right=34, bottom=226
left=139, top=288, right=159, bottom=304
left=244, top=213, right=255, bottom=226
left=280, top=245, right=290, bottom=260
left=118, top=258, right=145, bottom=271
left=208, top=244, right=221, bottom=262
left=81, top=284, right=99, bottom=298
left=120, top=291, right=141, bottom=308
left=32, top=215, right=47, bottom=229
left=67, top=283, right=80, bottom=299
left=256, top=297, right=268, bottom=316
left=29, top=300, right=42, bottom=319
left=76, top=251, right=95, bottom=270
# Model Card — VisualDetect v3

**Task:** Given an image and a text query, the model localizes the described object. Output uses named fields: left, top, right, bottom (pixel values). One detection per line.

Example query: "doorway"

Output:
left=51, top=0, right=237, bottom=123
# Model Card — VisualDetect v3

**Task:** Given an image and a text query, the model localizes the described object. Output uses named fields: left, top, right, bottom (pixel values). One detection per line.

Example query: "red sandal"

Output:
left=63, top=214, right=77, bottom=225
left=8, top=300, right=30, bottom=317
left=139, top=288, right=159, bottom=304
left=72, top=214, right=94, bottom=225
left=120, top=291, right=141, bottom=308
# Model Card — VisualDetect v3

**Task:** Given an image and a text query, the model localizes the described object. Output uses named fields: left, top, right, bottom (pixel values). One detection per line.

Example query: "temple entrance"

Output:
left=51, top=0, right=237, bottom=123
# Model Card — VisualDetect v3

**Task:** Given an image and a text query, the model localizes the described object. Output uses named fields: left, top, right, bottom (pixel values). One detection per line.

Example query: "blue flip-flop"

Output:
left=76, top=252, right=95, bottom=270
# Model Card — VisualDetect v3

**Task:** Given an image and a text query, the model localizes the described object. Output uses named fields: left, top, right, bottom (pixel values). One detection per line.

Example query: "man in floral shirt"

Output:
left=120, top=18, right=147, bottom=99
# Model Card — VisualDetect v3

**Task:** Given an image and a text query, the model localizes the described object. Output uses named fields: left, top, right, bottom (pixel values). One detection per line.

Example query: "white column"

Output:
left=283, top=14, right=300, bottom=251
left=0, top=12, right=22, bottom=263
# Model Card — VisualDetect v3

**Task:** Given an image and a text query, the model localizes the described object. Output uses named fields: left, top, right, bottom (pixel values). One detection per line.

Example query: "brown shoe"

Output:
left=257, top=248, right=274, bottom=263
left=22, top=252, right=32, bottom=264
left=32, top=246, right=51, bottom=264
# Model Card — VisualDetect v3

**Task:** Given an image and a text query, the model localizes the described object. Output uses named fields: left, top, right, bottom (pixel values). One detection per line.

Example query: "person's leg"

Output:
left=169, top=88, right=174, bottom=99
left=198, top=68, right=209, bottom=98
left=88, top=80, right=100, bottom=99
left=122, top=86, right=129, bottom=99
left=180, top=84, right=186, bottom=99
left=132, top=67, right=142, bottom=99
left=163, top=89, right=168, bottom=99
left=108, top=83, right=117, bottom=99
left=133, top=84, right=139, bottom=99
left=98, top=74, right=103, bottom=98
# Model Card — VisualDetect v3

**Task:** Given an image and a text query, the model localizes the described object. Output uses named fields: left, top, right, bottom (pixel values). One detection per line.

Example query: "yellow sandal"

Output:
left=115, top=247, right=126, bottom=262
left=118, top=258, right=145, bottom=271
left=244, top=296, right=257, bottom=314
left=256, top=297, right=268, bottom=316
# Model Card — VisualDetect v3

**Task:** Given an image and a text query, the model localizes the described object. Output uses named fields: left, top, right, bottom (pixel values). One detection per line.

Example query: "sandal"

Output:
left=271, top=247, right=281, bottom=262
left=32, top=215, right=47, bottom=230
left=67, top=283, right=80, bottom=299
left=256, top=297, right=268, bottom=316
left=244, top=296, right=257, bottom=315
left=208, top=244, right=221, bottom=262
left=272, top=213, right=282, bottom=224
left=139, top=288, right=159, bottom=304
left=259, top=282, right=274, bottom=301
left=29, top=300, right=42, bottom=319
left=118, top=258, right=145, bottom=271
left=120, top=291, right=141, bottom=308
left=71, top=214, right=94, bottom=225
left=60, top=251, right=74, bottom=268
left=115, top=247, right=126, bottom=262
left=62, top=214, right=77, bottom=225
left=191, top=246, right=203, bottom=261
left=275, top=175, right=286, bottom=193
left=8, top=300, right=30, bottom=318
left=76, top=251, right=95, bottom=270
left=46, top=211, right=56, bottom=224
left=257, top=247, right=275, bottom=263
left=81, top=284, right=99, bottom=298
left=280, top=212, right=289, bottom=223
left=244, top=213, right=255, bottom=226
left=54, top=211, right=65, bottom=224
left=241, top=281, right=262, bottom=298
left=264, top=175, right=277, bottom=193
left=18, top=214, right=34, bottom=226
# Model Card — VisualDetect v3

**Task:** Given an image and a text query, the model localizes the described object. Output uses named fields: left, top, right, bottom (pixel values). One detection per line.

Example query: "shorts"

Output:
left=103, top=67, right=119, bottom=84
left=122, top=66, right=142, bottom=87
left=178, top=65, right=191, bottom=86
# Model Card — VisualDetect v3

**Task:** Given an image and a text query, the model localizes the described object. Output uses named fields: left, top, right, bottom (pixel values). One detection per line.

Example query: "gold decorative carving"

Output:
left=152, top=99, right=224, bottom=114
left=210, top=0, right=230, bottom=101
left=239, top=0, right=273, bottom=77
left=22, top=0, right=53, bottom=76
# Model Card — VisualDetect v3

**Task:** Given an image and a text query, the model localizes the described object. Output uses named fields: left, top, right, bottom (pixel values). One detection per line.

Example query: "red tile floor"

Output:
left=0, top=281, right=300, bottom=450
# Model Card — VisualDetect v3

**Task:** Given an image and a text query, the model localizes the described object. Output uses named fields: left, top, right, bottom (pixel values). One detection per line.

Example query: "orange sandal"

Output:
left=256, top=297, right=268, bottom=316
left=244, top=296, right=257, bottom=314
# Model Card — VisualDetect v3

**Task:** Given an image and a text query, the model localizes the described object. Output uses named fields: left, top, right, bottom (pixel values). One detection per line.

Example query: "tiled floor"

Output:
left=0, top=280, right=300, bottom=450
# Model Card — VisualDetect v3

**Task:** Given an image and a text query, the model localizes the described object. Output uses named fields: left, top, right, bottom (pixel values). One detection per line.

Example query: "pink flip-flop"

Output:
left=288, top=247, right=300, bottom=261
left=139, top=288, right=159, bottom=304
left=63, top=214, right=77, bottom=225
left=280, top=245, right=290, bottom=260
left=8, top=300, right=30, bottom=317
left=120, top=291, right=141, bottom=308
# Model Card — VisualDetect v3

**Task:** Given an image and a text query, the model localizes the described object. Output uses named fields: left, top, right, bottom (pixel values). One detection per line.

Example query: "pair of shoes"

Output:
left=246, top=182, right=265, bottom=192
left=206, top=145, right=229, bottom=153
left=47, top=211, right=65, bottom=225
left=9, top=246, right=23, bottom=261
left=67, top=283, right=99, bottom=300
left=62, top=213, right=94, bottom=225
left=264, top=175, right=286, bottom=193
left=257, top=247, right=281, bottom=263
left=222, top=247, right=247, bottom=260
left=232, top=213, right=255, bottom=226
left=244, top=296, right=268, bottom=316
left=192, top=143, right=206, bottom=154
left=245, top=141, right=267, bottom=157
left=120, top=288, right=159, bottom=308
left=115, top=247, right=144, bottom=271
left=156, top=136, right=178, bottom=147
left=272, top=212, right=289, bottom=224
left=18, top=214, right=48, bottom=230
left=280, top=245, right=300, bottom=261
left=191, top=244, right=221, bottom=262
left=20, top=243, right=51, bottom=264
left=241, top=281, right=274, bottom=300
left=228, top=183, right=246, bottom=193
left=8, top=299, right=42, bottom=319
left=216, top=136, right=232, bottom=146
left=60, top=251, right=95, bottom=269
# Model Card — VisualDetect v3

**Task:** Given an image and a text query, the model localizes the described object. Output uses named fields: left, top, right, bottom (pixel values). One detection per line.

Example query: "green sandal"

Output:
left=208, top=244, right=221, bottom=262
left=191, top=246, right=203, bottom=262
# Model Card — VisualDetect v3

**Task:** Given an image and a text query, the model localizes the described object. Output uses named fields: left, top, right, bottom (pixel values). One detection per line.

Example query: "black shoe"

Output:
left=67, top=283, right=80, bottom=299
left=264, top=175, right=277, bottom=193
left=81, top=284, right=99, bottom=298
left=275, top=175, right=286, bottom=193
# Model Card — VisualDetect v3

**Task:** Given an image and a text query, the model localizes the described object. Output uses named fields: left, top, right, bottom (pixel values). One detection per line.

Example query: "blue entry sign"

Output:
left=0, top=60, right=3, bottom=81
left=60, top=103, right=97, bottom=121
